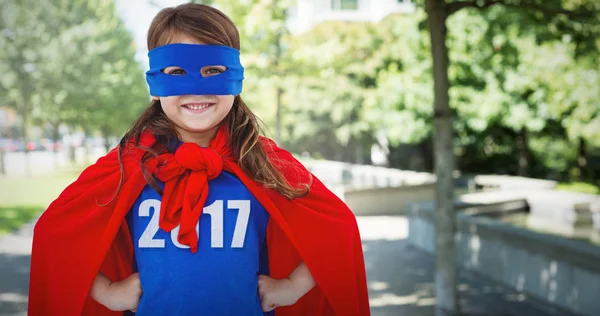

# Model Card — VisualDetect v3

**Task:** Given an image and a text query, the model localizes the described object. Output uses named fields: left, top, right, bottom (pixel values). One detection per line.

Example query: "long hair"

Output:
left=113, top=3, right=309, bottom=201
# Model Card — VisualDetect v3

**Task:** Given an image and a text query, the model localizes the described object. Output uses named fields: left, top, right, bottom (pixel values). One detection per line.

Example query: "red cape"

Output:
left=28, top=136, right=370, bottom=315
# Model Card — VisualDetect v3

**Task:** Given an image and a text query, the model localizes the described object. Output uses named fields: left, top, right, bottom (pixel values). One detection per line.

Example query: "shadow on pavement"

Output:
left=362, top=234, right=575, bottom=316
left=0, top=253, right=30, bottom=316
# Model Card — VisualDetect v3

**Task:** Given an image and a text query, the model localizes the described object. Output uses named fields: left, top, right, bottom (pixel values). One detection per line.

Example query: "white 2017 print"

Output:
left=138, top=199, right=251, bottom=249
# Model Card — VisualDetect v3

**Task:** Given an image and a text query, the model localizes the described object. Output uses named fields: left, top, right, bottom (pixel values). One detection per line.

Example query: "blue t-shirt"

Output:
left=126, top=170, right=271, bottom=316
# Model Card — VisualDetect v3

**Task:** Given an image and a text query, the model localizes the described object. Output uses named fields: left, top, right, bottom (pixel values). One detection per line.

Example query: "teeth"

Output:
left=185, top=103, right=211, bottom=110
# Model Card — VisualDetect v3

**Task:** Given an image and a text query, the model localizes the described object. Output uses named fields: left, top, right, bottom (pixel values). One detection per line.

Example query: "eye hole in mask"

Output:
left=161, top=65, right=228, bottom=77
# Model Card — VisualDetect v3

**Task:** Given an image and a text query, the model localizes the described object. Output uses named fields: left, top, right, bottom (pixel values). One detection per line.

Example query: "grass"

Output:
left=556, top=182, right=600, bottom=195
left=0, top=205, right=46, bottom=234
left=0, top=169, right=80, bottom=235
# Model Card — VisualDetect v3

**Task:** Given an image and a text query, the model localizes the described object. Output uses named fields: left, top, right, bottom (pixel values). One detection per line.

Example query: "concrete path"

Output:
left=0, top=220, right=33, bottom=316
left=0, top=216, right=576, bottom=316
left=360, top=217, right=574, bottom=316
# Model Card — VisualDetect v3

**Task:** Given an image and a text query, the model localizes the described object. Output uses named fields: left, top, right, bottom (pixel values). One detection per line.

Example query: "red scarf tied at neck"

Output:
left=150, top=141, right=228, bottom=252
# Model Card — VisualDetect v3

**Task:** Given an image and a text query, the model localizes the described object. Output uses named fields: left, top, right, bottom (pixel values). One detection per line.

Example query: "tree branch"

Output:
left=446, top=0, right=598, bottom=20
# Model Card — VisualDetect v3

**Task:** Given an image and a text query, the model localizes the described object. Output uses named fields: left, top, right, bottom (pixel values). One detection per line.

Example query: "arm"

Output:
left=89, top=272, right=112, bottom=304
left=258, top=261, right=316, bottom=312
left=90, top=272, right=142, bottom=312
left=287, top=261, right=316, bottom=298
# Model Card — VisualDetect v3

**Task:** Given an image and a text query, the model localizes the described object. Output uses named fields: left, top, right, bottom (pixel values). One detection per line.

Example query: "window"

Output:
left=331, top=0, right=358, bottom=10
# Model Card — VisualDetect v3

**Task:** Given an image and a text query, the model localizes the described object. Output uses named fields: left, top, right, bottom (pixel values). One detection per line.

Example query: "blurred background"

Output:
left=0, top=0, right=599, bottom=315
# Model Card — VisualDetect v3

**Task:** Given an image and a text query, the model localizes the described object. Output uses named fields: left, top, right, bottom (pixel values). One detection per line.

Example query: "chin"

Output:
left=183, top=126, right=218, bottom=133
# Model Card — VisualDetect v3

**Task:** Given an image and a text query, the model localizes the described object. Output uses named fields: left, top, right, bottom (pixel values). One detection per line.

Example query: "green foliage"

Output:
left=0, top=171, right=77, bottom=234
left=529, top=135, right=577, bottom=174
left=556, top=182, right=600, bottom=194
left=211, top=0, right=296, bottom=138
left=0, top=205, right=44, bottom=234
left=0, top=0, right=147, bottom=141
left=445, top=2, right=600, bottom=179
left=2, top=0, right=598, bottom=178
left=221, top=0, right=600, bottom=171
left=367, top=12, right=434, bottom=145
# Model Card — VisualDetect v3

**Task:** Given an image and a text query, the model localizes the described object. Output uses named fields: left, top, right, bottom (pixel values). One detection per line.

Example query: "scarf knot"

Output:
left=175, top=143, right=223, bottom=178
left=146, top=137, right=230, bottom=253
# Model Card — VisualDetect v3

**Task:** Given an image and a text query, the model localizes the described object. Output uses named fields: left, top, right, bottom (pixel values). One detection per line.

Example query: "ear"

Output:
left=151, top=96, right=160, bottom=101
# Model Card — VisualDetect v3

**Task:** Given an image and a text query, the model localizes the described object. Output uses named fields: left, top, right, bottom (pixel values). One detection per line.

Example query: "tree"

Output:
left=544, top=53, right=600, bottom=180
left=282, top=20, right=378, bottom=162
left=239, top=0, right=294, bottom=144
left=0, top=0, right=45, bottom=176
left=30, top=0, right=123, bottom=163
left=417, top=0, right=600, bottom=314
left=1, top=0, right=146, bottom=169
left=71, top=3, right=148, bottom=155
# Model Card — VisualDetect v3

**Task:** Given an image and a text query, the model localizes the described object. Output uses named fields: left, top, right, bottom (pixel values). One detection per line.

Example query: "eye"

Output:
left=162, top=66, right=186, bottom=75
left=201, top=65, right=227, bottom=77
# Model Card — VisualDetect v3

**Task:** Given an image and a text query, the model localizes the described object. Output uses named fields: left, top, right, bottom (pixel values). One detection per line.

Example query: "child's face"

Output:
left=152, top=33, right=235, bottom=144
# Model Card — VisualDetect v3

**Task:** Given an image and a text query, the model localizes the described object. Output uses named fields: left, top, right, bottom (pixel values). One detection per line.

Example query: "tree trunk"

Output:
left=273, top=10, right=284, bottom=145
left=84, top=134, right=91, bottom=164
left=21, top=110, right=32, bottom=177
left=80, top=127, right=91, bottom=164
left=276, top=87, right=283, bottom=144
left=102, top=128, right=112, bottom=154
left=420, top=136, right=435, bottom=172
left=51, top=122, right=61, bottom=169
left=425, top=0, right=459, bottom=315
left=517, top=127, right=529, bottom=177
left=355, top=141, right=364, bottom=164
left=578, top=137, right=587, bottom=181
left=0, top=148, right=5, bottom=176
left=69, top=143, right=77, bottom=164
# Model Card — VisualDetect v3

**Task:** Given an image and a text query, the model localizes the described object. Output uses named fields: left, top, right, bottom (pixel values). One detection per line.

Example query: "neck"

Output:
left=176, top=126, right=219, bottom=147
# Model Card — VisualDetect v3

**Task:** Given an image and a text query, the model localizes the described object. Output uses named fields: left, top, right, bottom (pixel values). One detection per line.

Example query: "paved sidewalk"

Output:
left=0, top=219, right=33, bottom=316
left=359, top=217, right=574, bottom=316
left=0, top=216, right=577, bottom=316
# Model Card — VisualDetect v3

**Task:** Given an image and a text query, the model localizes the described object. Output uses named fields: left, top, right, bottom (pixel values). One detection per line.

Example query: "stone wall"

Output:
left=407, top=200, right=600, bottom=316
left=300, top=158, right=435, bottom=189
left=344, top=183, right=435, bottom=216
left=301, top=158, right=437, bottom=215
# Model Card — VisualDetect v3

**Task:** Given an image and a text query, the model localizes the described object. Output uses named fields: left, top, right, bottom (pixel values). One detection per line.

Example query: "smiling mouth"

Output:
left=182, top=102, right=216, bottom=111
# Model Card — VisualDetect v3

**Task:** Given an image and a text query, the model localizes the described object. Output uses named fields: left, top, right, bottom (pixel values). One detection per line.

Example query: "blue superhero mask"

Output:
left=146, top=43, right=244, bottom=96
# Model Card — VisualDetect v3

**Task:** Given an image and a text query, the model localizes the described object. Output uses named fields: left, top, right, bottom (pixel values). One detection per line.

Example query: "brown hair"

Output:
left=114, top=3, right=309, bottom=201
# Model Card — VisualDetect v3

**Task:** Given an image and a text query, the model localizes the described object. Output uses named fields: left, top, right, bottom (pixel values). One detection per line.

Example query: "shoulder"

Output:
left=118, top=130, right=161, bottom=162
left=75, top=131, right=157, bottom=181
left=259, top=136, right=311, bottom=184
left=259, top=136, right=296, bottom=164
left=259, top=136, right=281, bottom=153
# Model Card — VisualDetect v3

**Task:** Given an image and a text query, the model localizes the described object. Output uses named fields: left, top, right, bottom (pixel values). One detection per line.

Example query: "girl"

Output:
left=28, top=3, right=369, bottom=316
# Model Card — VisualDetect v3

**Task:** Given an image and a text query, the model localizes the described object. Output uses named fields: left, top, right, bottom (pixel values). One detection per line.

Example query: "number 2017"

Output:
left=137, top=199, right=251, bottom=249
